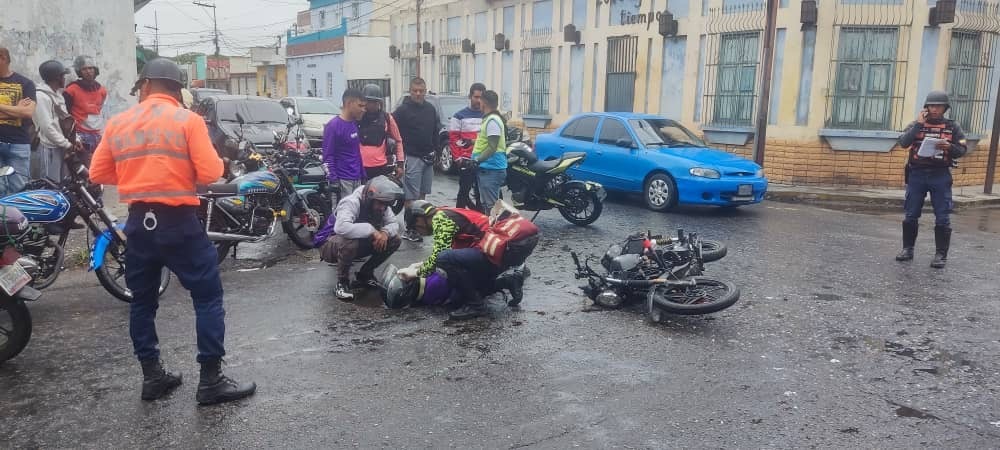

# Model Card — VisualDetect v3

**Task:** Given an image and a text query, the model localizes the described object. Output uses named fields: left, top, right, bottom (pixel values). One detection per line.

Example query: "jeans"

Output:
left=124, top=206, right=226, bottom=363
left=904, top=167, right=953, bottom=227
left=77, top=132, right=101, bottom=166
left=436, top=248, right=501, bottom=306
left=456, top=164, right=478, bottom=209
left=38, top=145, right=66, bottom=183
left=477, top=168, right=506, bottom=213
left=0, top=142, right=30, bottom=195
left=320, top=233, right=401, bottom=280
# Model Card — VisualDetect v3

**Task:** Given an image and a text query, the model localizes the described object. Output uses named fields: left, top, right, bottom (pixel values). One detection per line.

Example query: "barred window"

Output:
left=829, top=27, right=899, bottom=130
left=326, top=72, right=333, bottom=98
left=441, top=55, right=461, bottom=94
left=520, top=48, right=551, bottom=115
left=402, top=58, right=417, bottom=86
left=947, top=31, right=994, bottom=134
left=712, top=32, right=760, bottom=126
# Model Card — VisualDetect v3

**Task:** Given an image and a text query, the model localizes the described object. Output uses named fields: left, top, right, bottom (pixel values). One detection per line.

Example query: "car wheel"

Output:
left=644, top=173, right=677, bottom=212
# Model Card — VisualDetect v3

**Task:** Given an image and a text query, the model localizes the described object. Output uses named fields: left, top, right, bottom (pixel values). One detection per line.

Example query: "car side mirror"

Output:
left=235, top=113, right=245, bottom=125
left=615, top=138, right=634, bottom=149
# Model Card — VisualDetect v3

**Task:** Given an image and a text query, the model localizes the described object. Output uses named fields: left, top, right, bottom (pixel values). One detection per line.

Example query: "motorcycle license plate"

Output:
left=0, top=262, right=31, bottom=296
left=737, top=184, right=753, bottom=196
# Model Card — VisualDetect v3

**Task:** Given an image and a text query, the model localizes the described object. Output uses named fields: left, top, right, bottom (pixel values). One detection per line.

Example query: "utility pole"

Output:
left=144, top=10, right=160, bottom=54
left=752, top=0, right=780, bottom=166
left=416, top=0, right=423, bottom=78
left=193, top=1, right=220, bottom=56
left=985, top=73, right=1000, bottom=194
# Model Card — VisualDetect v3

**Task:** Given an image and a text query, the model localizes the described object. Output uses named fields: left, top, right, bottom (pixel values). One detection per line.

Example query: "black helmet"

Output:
left=38, top=60, right=69, bottom=83
left=73, top=55, right=99, bottom=78
left=132, top=58, right=184, bottom=95
left=362, top=84, right=383, bottom=102
left=406, top=200, right=436, bottom=228
left=364, top=175, right=404, bottom=205
left=924, top=90, right=950, bottom=108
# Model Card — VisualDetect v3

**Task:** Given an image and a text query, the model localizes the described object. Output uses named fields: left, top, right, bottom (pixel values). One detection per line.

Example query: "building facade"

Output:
left=252, top=46, right=288, bottom=98
left=389, top=0, right=1000, bottom=188
left=229, top=56, right=257, bottom=95
left=285, top=0, right=394, bottom=102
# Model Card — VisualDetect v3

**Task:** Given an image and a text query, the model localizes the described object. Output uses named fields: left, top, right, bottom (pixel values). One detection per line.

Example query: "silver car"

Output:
left=280, top=97, right=341, bottom=149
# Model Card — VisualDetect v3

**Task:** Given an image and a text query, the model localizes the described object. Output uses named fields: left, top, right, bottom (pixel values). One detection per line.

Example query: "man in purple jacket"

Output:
left=323, top=88, right=368, bottom=202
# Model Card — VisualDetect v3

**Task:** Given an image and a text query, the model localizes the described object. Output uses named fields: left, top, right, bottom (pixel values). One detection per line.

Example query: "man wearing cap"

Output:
left=895, top=90, right=968, bottom=268
left=90, top=58, right=257, bottom=405
left=63, top=55, right=107, bottom=165
left=34, top=60, right=81, bottom=182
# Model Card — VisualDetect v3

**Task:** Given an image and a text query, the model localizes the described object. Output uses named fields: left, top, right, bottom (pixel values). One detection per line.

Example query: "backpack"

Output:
left=475, top=215, right=540, bottom=269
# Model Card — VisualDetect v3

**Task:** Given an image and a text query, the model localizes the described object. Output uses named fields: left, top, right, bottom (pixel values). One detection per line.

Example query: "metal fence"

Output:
left=702, top=1, right=765, bottom=127
left=950, top=0, right=1000, bottom=135
left=520, top=48, right=551, bottom=115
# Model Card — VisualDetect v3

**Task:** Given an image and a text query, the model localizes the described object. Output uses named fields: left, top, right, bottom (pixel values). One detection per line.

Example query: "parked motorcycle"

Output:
left=504, top=141, right=606, bottom=226
left=0, top=184, right=43, bottom=364
left=0, top=153, right=171, bottom=303
left=571, top=229, right=739, bottom=323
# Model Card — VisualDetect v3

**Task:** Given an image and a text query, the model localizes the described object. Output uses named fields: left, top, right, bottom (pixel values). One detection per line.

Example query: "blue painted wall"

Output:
left=769, top=28, right=786, bottom=125
left=796, top=28, right=816, bottom=126
left=570, top=45, right=584, bottom=114
left=661, top=36, right=687, bottom=120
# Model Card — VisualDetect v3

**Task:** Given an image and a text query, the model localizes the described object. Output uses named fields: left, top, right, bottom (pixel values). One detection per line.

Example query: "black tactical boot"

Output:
left=931, top=225, right=951, bottom=269
left=495, top=272, right=525, bottom=307
left=140, top=359, right=182, bottom=401
left=196, top=359, right=257, bottom=405
left=895, top=221, right=918, bottom=262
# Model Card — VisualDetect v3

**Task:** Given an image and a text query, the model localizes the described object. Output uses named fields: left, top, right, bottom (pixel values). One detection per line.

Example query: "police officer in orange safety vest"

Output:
left=90, top=58, right=256, bottom=405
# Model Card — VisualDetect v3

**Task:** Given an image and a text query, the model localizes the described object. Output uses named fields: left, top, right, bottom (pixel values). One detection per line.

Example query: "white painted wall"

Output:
left=343, top=36, right=393, bottom=80
left=0, top=0, right=138, bottom=116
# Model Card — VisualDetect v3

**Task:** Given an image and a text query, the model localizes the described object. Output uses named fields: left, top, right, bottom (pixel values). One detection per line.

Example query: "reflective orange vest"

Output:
left=90, top=93, right=223, bottom=206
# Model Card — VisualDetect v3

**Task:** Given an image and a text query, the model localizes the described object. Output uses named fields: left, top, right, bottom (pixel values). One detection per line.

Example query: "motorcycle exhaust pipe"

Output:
left=206, top=231, right=265, bottom=242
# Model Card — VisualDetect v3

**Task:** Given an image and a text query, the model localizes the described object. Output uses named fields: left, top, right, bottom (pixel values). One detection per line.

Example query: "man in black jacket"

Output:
left=393, top=77, right=441, bottom=242
left=895, top=90, right=967, bottom=268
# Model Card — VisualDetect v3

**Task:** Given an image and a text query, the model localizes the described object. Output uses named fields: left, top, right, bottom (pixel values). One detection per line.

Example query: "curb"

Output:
left=764, top=190, right=1000, bottom=209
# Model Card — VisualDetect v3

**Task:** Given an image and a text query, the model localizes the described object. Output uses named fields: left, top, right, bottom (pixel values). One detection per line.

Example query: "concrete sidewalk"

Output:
left=765, top=182, right=1000, bottom=208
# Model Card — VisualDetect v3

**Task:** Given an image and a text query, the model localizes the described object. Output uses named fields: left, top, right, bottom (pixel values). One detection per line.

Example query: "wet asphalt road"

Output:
left=2, top=175, right=1000, bottom=449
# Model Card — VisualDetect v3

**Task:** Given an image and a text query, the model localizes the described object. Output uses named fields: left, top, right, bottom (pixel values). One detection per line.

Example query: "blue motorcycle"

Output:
left=0, top=151, right=170, bottom=303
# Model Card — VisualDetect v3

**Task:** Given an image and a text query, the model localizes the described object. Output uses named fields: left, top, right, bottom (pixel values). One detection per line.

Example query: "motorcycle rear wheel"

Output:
left=0, top=297, right=32, bottom=364
left=95, top=242, right=171, bottom=304
left=557, top=186, right=603, bottom=226
left=647, top=277, right=740, bottom=316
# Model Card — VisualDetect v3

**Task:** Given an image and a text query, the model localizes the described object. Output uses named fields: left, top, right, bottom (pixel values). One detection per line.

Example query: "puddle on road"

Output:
left=817, top=203, right=1000, bottom=234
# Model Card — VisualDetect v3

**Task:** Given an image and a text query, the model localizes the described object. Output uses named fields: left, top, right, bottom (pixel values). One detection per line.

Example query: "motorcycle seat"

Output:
left=197, top=183, right=240, bottom=197
left=528, top=152, right=587, bottom=174
left=510, top=148, right=538, bottom=165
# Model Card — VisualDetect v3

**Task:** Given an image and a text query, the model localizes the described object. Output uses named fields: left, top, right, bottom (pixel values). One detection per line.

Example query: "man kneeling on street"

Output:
left=402, top=200, right=534, bottom=319
left=316, top=176, right=403, bottom=300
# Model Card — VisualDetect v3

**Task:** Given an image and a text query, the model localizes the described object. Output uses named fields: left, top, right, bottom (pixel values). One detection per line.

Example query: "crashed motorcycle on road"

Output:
left=571, top=229, right=738, bottom=323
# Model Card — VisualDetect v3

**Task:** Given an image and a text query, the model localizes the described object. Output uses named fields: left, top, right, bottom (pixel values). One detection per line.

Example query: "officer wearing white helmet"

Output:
left=896, top=90, right=968, bottom=268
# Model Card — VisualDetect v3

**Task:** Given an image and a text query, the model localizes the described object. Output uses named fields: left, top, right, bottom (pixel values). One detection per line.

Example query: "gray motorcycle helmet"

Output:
left=924, top=90, right=950, bottom=110
left=73, top=55, right=99, bottom=78
left=364, top=176, right=404, bottom=203
left=131, top=58, right=185, bottom=96
left=381, top=264, right=420, bottom=309
left=362, top=84, right=384, bottom=103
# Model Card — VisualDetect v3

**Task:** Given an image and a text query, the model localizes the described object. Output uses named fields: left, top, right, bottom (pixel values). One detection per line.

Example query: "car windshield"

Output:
left=217, top=100, right=290, bottom=124
left=629, top=119, right=707, bottom=148
left=438, top=98, right=467, bottom=122
left=294, top=98, right=340, bottom=115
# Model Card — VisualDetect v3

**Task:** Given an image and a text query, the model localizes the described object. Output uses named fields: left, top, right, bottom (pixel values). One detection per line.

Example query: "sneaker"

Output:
left=335, top=280, right=354, bottom=301
left=402, top=229, right=424, bottom=242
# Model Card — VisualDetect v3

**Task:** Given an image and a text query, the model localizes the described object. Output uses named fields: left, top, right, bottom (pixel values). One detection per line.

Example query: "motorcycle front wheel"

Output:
left=0, top=297, right=32, bottom=363
left=647, top=277, right=740, bottom=316
left=699, top=240, right=728, bottom=263
left=95, top=242, right=171, bottom=303
left=29, top=238, right=65, bottom=290
left=557, top=186, right=603, bottom=226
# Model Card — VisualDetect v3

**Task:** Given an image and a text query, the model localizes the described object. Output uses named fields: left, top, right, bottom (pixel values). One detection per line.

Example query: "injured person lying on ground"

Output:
left=381, top=262, right=530, bottom=311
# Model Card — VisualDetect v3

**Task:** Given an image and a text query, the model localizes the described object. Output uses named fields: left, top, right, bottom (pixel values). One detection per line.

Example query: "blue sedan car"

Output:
left=534, top=113, right=768, bottom=211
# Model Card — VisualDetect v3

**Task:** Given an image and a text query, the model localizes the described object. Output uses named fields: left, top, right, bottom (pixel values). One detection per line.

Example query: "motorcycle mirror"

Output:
left=286, top=107, right=296, bottom=116
left=236, top=112, right=246, bottom=125
left=0, top=166, right=14, bottom=177
left=503, top=111, right=512, bottom=121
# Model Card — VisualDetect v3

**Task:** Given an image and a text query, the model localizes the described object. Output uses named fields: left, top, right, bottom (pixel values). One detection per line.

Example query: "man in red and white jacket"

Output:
left=449, top=83, right=485, bottom=209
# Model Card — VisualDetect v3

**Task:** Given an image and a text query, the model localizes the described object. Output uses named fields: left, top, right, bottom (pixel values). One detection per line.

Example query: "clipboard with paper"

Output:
left=917, top=138, right=947, bottom=158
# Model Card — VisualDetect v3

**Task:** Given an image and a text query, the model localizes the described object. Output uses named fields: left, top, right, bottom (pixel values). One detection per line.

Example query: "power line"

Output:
left=192, top=1, right=220, bottom=56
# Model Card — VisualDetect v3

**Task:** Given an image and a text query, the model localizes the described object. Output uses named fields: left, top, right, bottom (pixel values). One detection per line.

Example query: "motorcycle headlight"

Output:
left=689, top=167, right=721, bottom=179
